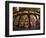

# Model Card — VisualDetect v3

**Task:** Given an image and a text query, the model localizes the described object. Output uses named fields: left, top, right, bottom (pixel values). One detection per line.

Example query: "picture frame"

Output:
left=5, top=1, right=45, bottom=37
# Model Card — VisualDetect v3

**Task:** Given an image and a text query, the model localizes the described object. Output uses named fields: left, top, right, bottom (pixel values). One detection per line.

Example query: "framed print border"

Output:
left=5, top=1, right=45, bottom=37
